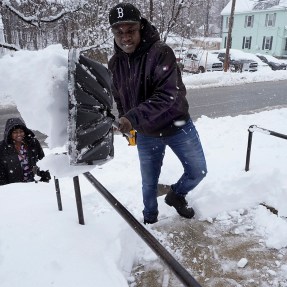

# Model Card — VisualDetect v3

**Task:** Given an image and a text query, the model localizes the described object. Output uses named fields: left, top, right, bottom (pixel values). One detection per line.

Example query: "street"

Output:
left=187, top=79, right=287, bottom=120
left=1, top=80, right=287, bottom=142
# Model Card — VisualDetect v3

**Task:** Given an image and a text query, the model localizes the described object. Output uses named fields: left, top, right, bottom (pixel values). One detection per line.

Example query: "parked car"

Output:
left=183, top=50, right=223, bottom=73
left=173, top=46, right=188, bottom=71
left=215, top=49, right=258, bottom=72
left=256, top=54, right=287, bottom=71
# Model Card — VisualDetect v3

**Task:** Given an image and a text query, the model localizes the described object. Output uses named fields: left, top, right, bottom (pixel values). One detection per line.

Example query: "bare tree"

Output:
left=0, top=0, right=230, bottom=56
left=0, top=0, right=83, bottom=50
left=140, top=0, right=187, bottom=42
left=0, top=0, right=114, bottom=53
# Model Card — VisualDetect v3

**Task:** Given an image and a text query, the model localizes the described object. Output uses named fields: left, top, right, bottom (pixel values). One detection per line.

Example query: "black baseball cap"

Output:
left=109, top=3, right=141, bottom=27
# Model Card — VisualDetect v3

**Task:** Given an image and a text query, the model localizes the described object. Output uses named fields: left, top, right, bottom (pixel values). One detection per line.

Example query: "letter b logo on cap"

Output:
left=116, top=7, right=124, bottom=18
left=109, top=3, right=141, bottom=26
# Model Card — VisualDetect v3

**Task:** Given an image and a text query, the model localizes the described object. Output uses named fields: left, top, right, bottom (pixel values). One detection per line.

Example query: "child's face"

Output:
left=11, top=128, right=25, bottom=143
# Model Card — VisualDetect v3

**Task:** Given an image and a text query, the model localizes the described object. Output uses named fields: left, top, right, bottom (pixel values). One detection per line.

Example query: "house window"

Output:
left=242, top=36, right=252, bottom=49
left=285, top=39, right=287, bottom=51
left=262, top=36, right=273, bottom=50
left=265, top=13, right=276, bottom=27
left=244, top=15, right=254, bottom=27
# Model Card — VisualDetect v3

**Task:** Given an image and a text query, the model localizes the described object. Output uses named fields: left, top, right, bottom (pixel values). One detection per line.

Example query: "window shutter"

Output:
left=244, top=16, right=247, bottom=28
left=265, top=14, right=268, bottom=26
left=242, top=37, right=246, bottom=49
left=251, top=16, right=254, bottom=27
left=249, top=37, right=252, bottom=49
left=262, top=36, right=266, bottom=50
left=270, top=36, right=273, bottom=50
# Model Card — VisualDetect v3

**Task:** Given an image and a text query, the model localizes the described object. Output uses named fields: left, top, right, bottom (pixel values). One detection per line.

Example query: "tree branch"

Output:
left=0, top=42, right=19, bottom=51
left=163, top=0, right=185, bottom=42
left=1, top=2, right=82, bottom=27
left=40, top=8, right=81, bottom=23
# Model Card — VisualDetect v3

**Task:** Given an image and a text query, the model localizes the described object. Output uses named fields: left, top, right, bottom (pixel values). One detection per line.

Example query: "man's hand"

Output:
left=118, top=117, right=132, bottom=134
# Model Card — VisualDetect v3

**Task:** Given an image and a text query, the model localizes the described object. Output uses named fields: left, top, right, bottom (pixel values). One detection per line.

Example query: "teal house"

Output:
left=221, top=0, right=287, bottom=58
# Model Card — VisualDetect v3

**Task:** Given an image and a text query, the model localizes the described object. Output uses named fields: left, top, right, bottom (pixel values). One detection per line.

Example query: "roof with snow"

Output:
left=221, top=0, right=287, bottom=15
left=164, top=33, right=194, bottom=45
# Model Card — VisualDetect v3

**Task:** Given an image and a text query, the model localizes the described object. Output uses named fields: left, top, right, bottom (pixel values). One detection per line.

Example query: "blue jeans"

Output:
left=137, top=119, right=207, bottom=220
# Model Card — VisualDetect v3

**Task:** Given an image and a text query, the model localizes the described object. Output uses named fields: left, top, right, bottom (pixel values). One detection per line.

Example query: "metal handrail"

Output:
left=83, top=171, right=202, bottom=287
left=245, top=125, right=287, bottom=171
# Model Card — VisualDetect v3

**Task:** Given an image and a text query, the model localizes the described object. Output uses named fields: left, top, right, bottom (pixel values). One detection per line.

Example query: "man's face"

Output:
left=112, top=23, right=141, bottom=54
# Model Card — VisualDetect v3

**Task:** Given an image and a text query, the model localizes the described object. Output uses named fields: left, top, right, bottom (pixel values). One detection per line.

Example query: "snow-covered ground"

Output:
left=0, top=45, right=287, bottom=286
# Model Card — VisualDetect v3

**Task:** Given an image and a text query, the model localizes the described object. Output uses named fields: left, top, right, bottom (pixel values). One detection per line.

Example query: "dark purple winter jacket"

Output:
left=108, top=18, right=190, bottom=137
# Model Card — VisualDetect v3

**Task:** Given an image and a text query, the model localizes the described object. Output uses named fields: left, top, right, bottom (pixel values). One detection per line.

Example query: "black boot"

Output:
left=143, top=211, right=158, bottom=225
left=143, top=217, right=158, bottom=225
left=165, top=189, right=195, bottom=219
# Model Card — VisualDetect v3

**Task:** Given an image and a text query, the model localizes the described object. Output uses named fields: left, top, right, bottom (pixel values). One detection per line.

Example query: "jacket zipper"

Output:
left=127, top=57, right=136, bottom=108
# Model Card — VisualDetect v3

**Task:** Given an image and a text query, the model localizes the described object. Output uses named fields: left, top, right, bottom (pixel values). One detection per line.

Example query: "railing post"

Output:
left=73, top=176, right=85, bottom=225
left=54, top=176, right=63, bottom=211
left=245, top=125, right=287, bottom=172
left=245, top=128, right=253, bottom=171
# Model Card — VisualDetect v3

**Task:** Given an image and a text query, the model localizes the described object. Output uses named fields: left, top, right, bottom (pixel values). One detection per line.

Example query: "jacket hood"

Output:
left=3, top=118, right=35, bottom=144
left=113, top=17, right=160, bottom=57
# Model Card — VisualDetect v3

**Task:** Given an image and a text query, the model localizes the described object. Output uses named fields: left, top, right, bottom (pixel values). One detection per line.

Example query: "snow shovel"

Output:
left=67, top=48, right=115, bottom=165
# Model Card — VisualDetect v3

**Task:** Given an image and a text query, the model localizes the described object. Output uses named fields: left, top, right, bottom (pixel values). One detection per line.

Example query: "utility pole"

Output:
left=224, top=0, right=236, bottom=72
left=149, top=0, right=154, bottom=22
left=204, top=0, right=211, bottom=37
